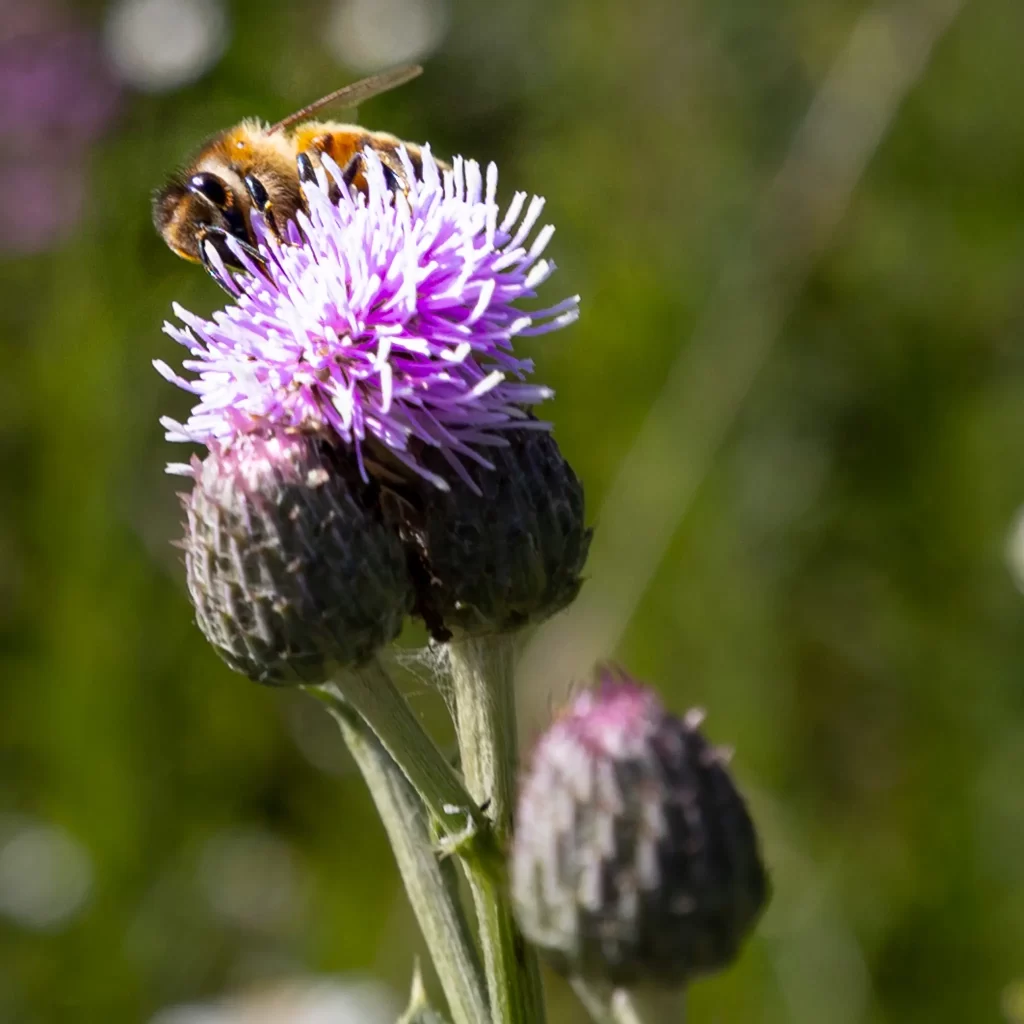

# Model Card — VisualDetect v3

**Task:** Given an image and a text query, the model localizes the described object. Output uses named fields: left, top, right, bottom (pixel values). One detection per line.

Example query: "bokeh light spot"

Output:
left=326, top=0, right=448, bottom=73
left=103, top=0, right=228, bottom=92
left=0, top=817, right=93, bottom=930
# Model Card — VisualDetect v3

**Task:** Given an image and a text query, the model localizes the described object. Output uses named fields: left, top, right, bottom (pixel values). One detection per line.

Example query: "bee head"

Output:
left=153, top=171, right=249, bottom=264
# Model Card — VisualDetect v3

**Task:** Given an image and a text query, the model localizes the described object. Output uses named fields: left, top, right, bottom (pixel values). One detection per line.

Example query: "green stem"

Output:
left=322, top=696, right=489, bottom=1024
left=446, top=634, right=547, bottom=1024
left=315, top=657, right=488, bottom=850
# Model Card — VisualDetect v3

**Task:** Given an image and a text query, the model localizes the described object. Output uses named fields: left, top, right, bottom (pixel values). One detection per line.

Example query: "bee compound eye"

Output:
left=188, top=172, right=229, bottom=208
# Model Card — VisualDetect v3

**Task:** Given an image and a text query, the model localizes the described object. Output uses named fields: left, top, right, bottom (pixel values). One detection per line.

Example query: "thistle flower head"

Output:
left=182, top=429, right=411, bottom=685
left=511, top=666, right=769, bottom=988
left=396, top=427, right=591, bottom=639
left=156, top=149, right=578, bottom=490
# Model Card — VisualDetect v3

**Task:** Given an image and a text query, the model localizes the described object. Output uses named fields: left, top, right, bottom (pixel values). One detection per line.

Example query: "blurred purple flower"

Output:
left=0, top=31, right=119, bottom=147
left=2, top=162, right=86, bottom=254
left=0, top=5, right=120, bottom=254
left=156, top=150, right=578, bottom=489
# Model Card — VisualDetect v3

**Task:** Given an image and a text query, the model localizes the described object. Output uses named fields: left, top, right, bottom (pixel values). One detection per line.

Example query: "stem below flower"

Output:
left=446, top=634, right=548, bottom=1024
left=322, top=697, right=489, bottom=1024
left=316, top=657, right=488, bottom=850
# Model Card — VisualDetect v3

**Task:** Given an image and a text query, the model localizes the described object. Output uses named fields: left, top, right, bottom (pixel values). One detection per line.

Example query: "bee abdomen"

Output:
left=292, top=124, right=428, bottom=193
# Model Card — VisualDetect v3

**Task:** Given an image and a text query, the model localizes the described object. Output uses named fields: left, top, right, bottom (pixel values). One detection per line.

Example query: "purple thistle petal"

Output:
left=155, top=148, right=578, bottom=487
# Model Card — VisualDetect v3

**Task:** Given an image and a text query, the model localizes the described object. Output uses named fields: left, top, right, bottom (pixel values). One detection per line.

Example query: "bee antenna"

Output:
left=267, top=64, right=423, bottom=134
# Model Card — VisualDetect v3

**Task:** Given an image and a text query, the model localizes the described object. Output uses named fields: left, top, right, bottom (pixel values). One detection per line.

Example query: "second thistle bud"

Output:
left=394, top=429, right=591, bottom=639
left=182, top=431, right=412, bottom=685
left=511, top=667, right=769, bottom=988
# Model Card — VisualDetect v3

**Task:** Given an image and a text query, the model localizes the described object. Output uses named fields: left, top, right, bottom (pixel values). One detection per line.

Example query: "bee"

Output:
left=153, top=65, right=432, bottom=280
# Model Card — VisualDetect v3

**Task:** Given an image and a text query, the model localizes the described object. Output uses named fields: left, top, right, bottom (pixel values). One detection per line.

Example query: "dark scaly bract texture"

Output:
left=183, top=431, right=412, bottom=684
left=511, top=667, right=768, bottom=987
left=393, top=428, right=591, bottom=638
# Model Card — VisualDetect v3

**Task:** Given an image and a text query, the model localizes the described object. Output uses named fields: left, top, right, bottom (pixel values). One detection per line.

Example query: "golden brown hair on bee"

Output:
left=152, top=122, right=293, bottom=264
left=152, top=65, right=430, bottom=278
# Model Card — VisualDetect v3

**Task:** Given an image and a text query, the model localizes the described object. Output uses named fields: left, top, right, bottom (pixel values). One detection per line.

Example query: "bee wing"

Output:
left=268, top=65, right=422, bottom=134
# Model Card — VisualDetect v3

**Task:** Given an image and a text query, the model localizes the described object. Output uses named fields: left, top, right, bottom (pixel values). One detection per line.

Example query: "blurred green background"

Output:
left=3, top=0, right=1024, bottom=1020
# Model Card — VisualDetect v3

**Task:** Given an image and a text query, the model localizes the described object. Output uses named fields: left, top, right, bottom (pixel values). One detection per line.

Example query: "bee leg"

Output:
left=242, top=173, right=281, bottom=241
left=381, top=160, right=402, bottom=193
left=340, top=151, right=366, bottom=191
left=296, top=150, right=343, bottom=206
left=339, top=151, right=403, bottom=196
left=292, top=152, right=321, bottom=220
left=296, top=152, right=317, bottom=185
left=198, top=226, right=267, bottom=291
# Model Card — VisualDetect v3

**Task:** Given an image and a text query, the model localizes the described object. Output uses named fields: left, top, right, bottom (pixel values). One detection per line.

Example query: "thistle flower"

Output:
left=511, top=667, right=768, bottom=988
left=182, top=430, right=411, bottom=685
left=155, top=149, right=578, bottom=491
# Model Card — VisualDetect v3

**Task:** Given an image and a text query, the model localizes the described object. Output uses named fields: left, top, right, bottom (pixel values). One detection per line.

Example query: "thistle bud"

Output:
left=511, top=667, right=768, bottom=988
left=395, top=429, right=591, bottom=639
left=182, top=431, right=412, bottom=685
